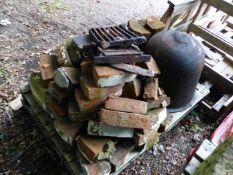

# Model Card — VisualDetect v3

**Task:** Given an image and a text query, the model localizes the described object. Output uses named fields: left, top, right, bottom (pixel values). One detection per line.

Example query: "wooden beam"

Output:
left=168, top=0, right=196, bottom=6
left=189, top=24, right=233, bottom=56
left=201, top=0, right=233, bottom=17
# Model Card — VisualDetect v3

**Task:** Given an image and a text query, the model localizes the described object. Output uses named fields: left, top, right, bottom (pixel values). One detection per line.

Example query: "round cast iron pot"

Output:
left=145, top=30, right=205, bottom=112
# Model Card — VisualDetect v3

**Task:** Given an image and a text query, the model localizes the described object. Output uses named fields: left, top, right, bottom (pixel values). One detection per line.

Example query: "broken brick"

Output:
left=68, top=98, right=97, bottom=122
left=82, top=161, right=111, bottom=175
left=143, top=78, right=159, bottom=101
left=54, top=120, right=83, bottom=145
left=39, top=54, right=58, bottom=88
left=105, top=96, right=148, bottom=114
left=92, top=65, right=136, bottom=87
left=128, top=19, right=151, bottom=38
left=146, top=16, right=165, bottom=34
left=47, top=96, right=67, bottom=119
left=80, top=76, right=123, bottom=100
left=74, top=88, right=106, bottom=111
left=123, top=78, right=142, bottom=98
left=147, top=96, right=170, bottom=110
left=147, top=108, right=168, bottom=130
left=87, top=120, right=134, bottom=138
left=137, top=57, right=160, bottom=76
left=78, top=136, right=115, bottom=163
left=80, top=58, right=92, bottom=76
left=54, top=67, right=80, bottom=88
left=100, top=109, right=151, bottom=129
left=133, top=132, right=146, bottom=146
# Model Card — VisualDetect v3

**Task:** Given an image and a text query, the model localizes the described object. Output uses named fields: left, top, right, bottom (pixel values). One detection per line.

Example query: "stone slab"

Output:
left=87, top=120, right=134, bottom=138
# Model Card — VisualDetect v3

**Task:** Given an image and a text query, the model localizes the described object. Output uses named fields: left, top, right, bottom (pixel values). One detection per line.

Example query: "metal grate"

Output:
left=89, top=25, right=146, bottom=48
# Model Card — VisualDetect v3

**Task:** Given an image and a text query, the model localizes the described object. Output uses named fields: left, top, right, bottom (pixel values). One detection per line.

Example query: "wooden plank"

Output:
left=168, top=0, right=197, bottom=7
left=202, top=64, right=233, bottom=93
left=201, top=0, right=233, bottom=17
left=190, top=24, right=233, bottom=56
left=166, top=82, right=210, bottom=131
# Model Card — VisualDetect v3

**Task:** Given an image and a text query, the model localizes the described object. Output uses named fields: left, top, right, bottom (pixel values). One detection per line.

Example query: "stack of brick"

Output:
left=26, top=18, right=169, bottom=174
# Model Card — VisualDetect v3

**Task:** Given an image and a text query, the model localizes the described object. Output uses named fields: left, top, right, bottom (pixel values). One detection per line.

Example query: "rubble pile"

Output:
left=22, top=17, right=169, bottom=174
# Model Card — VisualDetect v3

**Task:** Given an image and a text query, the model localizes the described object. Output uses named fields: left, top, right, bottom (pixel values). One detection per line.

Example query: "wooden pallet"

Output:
left=20, top=81, right=210, bottom=175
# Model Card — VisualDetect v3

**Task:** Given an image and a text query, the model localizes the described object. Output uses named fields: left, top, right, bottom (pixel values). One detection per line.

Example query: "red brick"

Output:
left=74, top=88, right=106, bottom=111
left=80, top=76, right=123, bottom=100
left=105, top=96, right=148, bottom=114
left=47, top=96, right=67, bottom=119
left=143, top=78, right=159, bottom=100
left=92, top=65, right=136, bottom=87
left=100, top=109, right=151, bottom=129
left=39, top=54, right=58, bottom=87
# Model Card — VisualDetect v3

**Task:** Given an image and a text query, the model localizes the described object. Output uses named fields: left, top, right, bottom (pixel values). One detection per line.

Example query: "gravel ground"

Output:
left=0, top=1, right=223, bottom=175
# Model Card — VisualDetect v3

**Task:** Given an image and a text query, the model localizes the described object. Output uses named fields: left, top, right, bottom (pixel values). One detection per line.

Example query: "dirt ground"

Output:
left=0, top=0, right=222, bottom=175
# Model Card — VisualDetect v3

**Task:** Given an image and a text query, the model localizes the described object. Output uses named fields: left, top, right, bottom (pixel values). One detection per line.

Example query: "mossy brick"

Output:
left=74, top=88, right=106, bottom=111
left=100, top=109, right=151, bottom=129
left=55, top=37, right=82, bottom=66
left=82, top=161, right=111, bottom=175
left=80, top=58, right=93, bottom=76
left=29, top=73, right=48, bottom=111
left=128, top=19, right=151, bottom=38
left=145, top=16, right=165, bottom=34
left=134, top=129, right=159, bottom=149
left=78, top=136, right=115, bottom=163
left=145, top=129, right=160, bottom=149
left=143, top=78, right=159, bottom=101
left=105, top=96, right=148, bottom=114
left=87, top=120, right=134, bottom=138
left=92, top=65, right=136, bottom=87
left=39, top=54, right=59, bottom=88
left=80, top=75, right=123, bottom=100
left=123, top=78, right=142, bottom=98
left=68, top=99, right=97, bottom=122
left=54, top=119, right=84, bottom=145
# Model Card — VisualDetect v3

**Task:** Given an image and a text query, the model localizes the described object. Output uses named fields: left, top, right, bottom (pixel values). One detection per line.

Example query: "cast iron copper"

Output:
left=145, top=30, right=205, bottom=112
left=89, top=25, right=146, bottom=48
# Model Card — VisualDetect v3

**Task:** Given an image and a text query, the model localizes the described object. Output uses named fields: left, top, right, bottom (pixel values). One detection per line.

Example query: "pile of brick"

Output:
left=24, top=17, right=170, bottom=174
